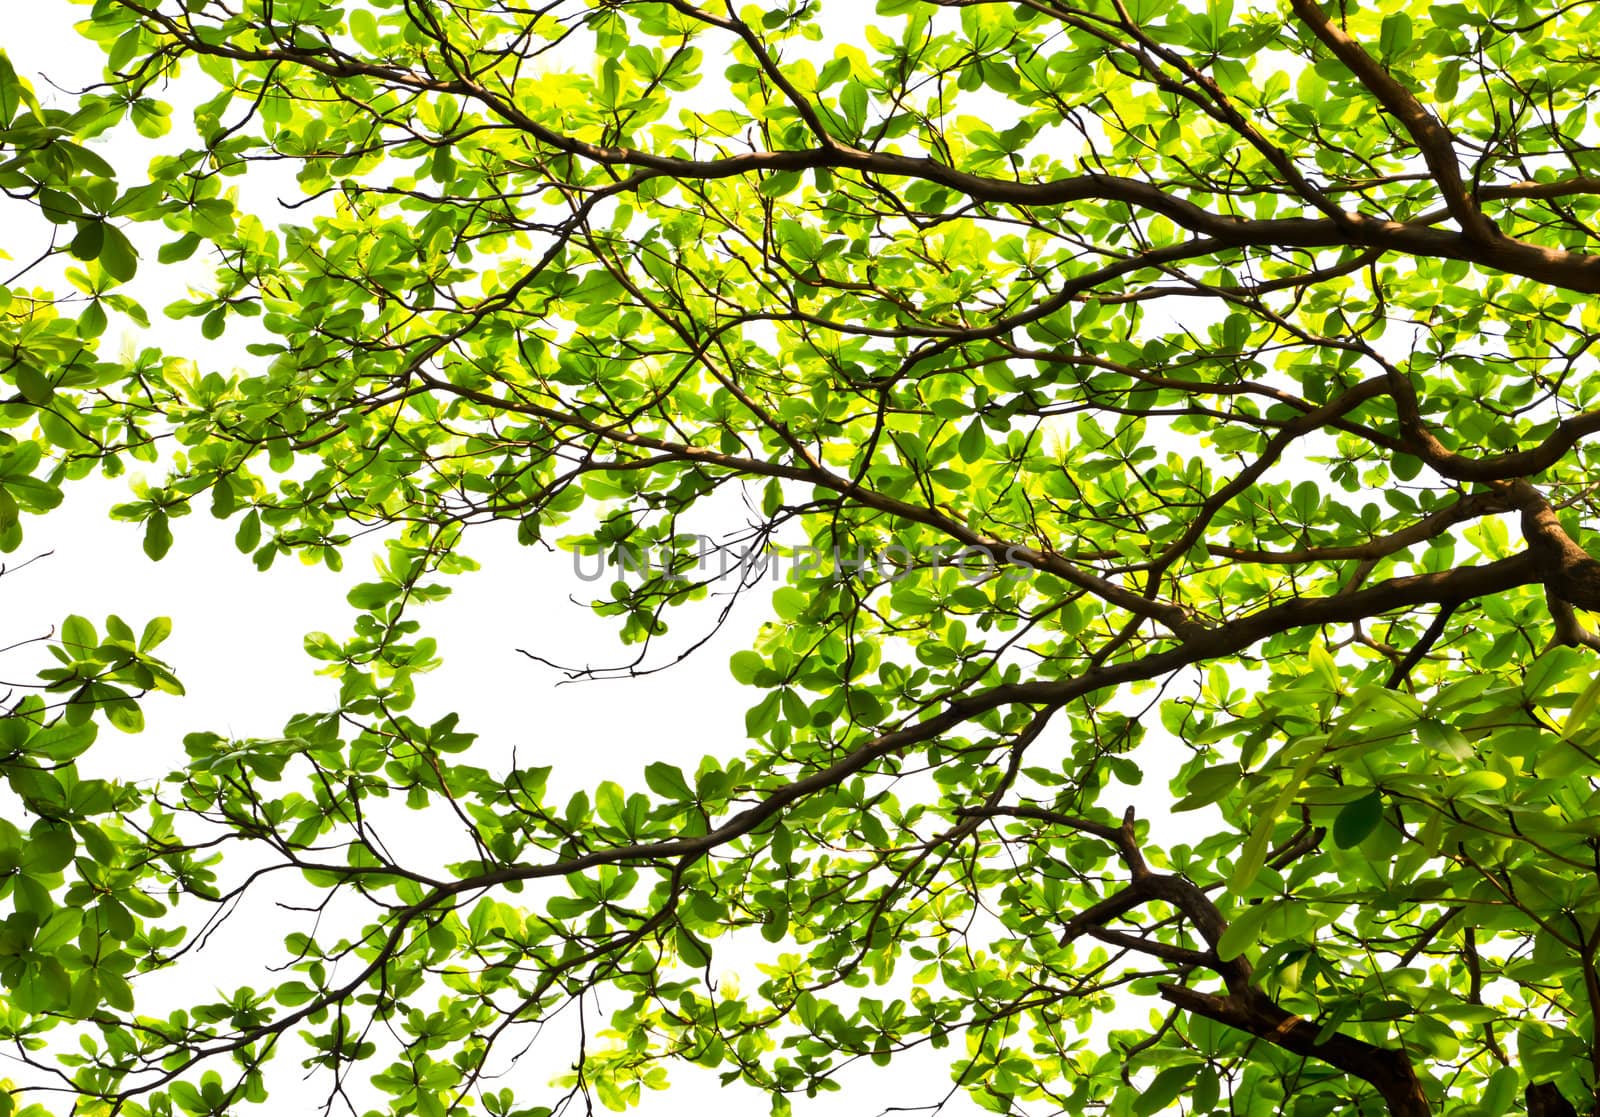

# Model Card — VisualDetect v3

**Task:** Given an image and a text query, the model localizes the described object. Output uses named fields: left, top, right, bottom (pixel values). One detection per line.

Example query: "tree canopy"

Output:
left=8, top=0, right=1600, bottom=1114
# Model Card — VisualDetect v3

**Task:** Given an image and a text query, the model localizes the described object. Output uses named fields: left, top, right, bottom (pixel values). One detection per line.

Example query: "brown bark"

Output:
left=1501, top=480, right=1600, bottom=609
left=1157, top=985, right=1431, bottom=1117
left=1289, top=0, right=1494, bottom=243
left=983, top=807, right=1434, bottom=1116
left=1526, top=1082, right=1579, bottom=1117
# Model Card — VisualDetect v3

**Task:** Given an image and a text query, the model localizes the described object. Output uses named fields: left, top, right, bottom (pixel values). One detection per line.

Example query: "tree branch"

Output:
left=1289, top=0, right=1495, bottom=243
left=1156, top=984, right=1432, bottom=1117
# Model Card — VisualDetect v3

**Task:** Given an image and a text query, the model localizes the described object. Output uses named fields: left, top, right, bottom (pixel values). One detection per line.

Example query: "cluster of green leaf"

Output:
left=0, top=609, right=191, bottom=1117
left=0, top=48, right=169, bottom=553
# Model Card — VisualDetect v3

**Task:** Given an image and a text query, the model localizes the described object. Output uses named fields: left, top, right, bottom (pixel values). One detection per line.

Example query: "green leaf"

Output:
left=1216, top=900, right=1276, bottom=962
left=958, top=420, right=986, bottom=464
left=29, top=721, right=96, bottom=761
left=61, top=614, right=97, bottom=652
left=235, top=509, right=262, bottom=553
left=13, top=364, right=52, bottom=405
left=347, top=581, right=400, bottom=610
left=0, top=49, right=34, bottom=127
left=1333, top=790, right=1383, bottom=848
left=839, top=82, right=867, bottom=133
left=675, top=925, right=711, bottom=968
left=78, top=299, right=108, bottom=338
left=13, top=958, right=71, bottom=1013
left=1445, top=770, right=1506, bottom=797
left=139, top=616, right=173, bottom=652
left=350, top=7, right=381, bottom=51
left=1566, top=670, right=1600, bottom=737
left=143, top=510, right=173, bottom=560
left=730, top=650, right=764, bottom=684
left=1480, top=1067, right=1519, bottom=1114
left=103, top=695, right=144, bottom=733
left=745, top=690, right=782, bottom=737
left=1230, top=742, right=1325, bottom=894
left=1436, top=60, right=1461, bottom=103
left=70, top=220, right=105, bottom=261
left=32, top=907, right=83, bottom=952
left=158, top=232, right=202, bottom=263
left=1134, top=1063, right=1200, bottom=1116
left=1379, top=11, right=1413, bottom=57
left=21, top=824, right=74, bottom=874
left=644, top=762, right=693, bottom=800
left=98, top=224, right=138, bottom=282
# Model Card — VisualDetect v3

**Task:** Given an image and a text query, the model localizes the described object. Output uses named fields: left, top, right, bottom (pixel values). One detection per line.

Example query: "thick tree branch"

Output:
left=1288, top=0, right=1494, bottom=243
left=977, top=803, right=1431, bottom=1116
left=1156, top=984, right=1431, bottom=1117
left=1209, top=491, right=1511, bottom=565
left=1387, top=368, right=1600, bottom=482
left=1499, top=479, right=1600, bottom=610
left=1526, top=1082, right=1579, bottom=1117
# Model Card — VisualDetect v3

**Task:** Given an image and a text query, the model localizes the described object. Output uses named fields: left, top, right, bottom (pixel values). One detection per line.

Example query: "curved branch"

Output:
left=973, top=803, right=1431, bottom=1116
left=1289, top=0, right=1494, bottom=244
left=1157, top=984, right=1430, bottom=1117
left=1209, top=490, right=1512, bottom=565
